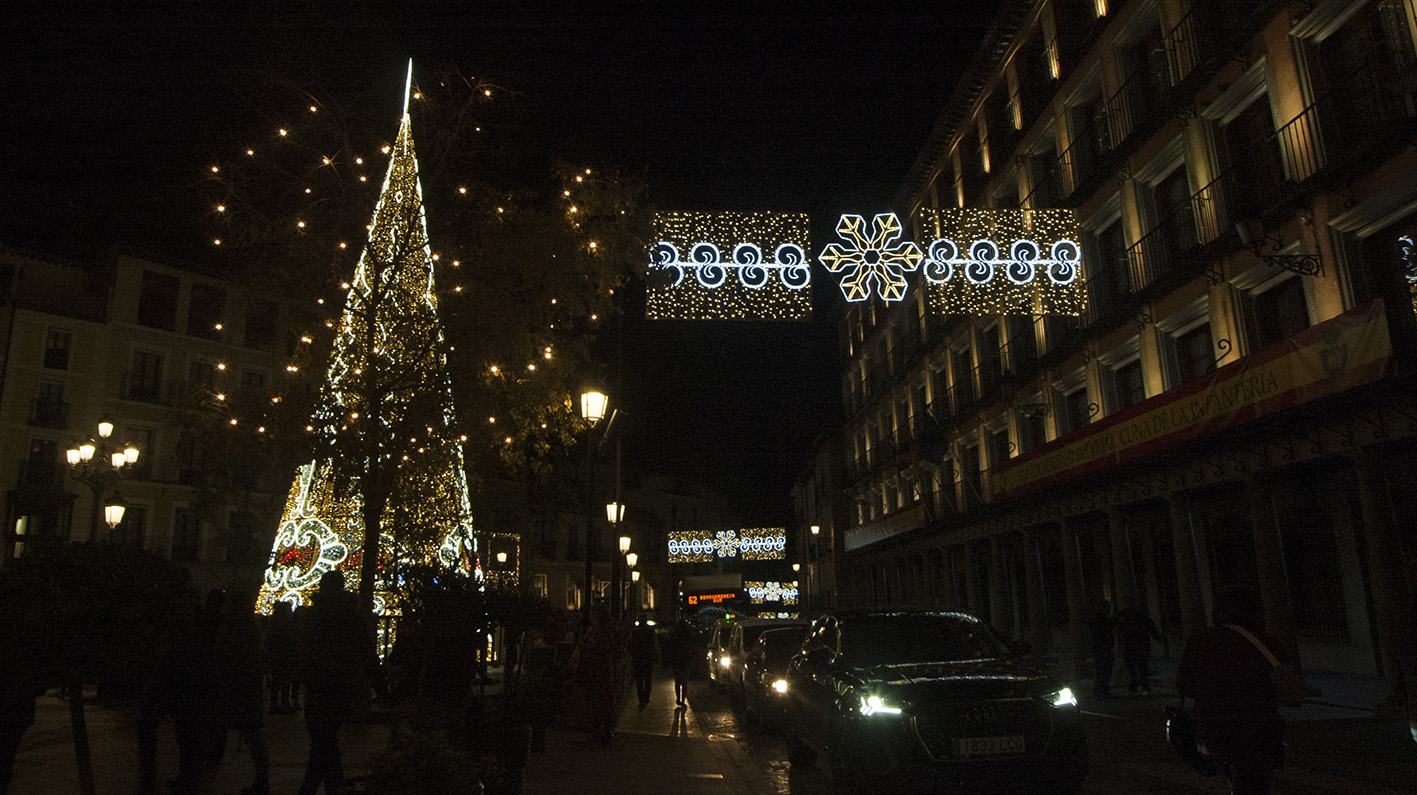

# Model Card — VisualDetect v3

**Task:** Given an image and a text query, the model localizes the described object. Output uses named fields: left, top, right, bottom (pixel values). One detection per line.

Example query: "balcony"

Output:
left=1083, top=254, right=1132, bottom=329
left=1126, top=176, right=1225, bottom=293
left=28, top=398, right=69, bottom=429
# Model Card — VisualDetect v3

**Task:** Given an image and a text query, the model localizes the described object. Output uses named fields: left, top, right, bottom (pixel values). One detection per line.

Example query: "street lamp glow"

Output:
left=97, top=420, right=114, bottom=439
left=631, top=570, right=640, bottom=582
left=810, top=525, right=820, bottom=535
left=580, top=390, right=608, bottom=423
left=124, top=445, right=139, bottom=464
left=606, top=502, right=625, bottom=524
left=66, top=448, right=81, bottom=466
left=625, top=552, right=637, bottom=568
left=103, top=504, right=125, bottom=528
left=618, top=535, right=631, bottom=554
left=496, top=552, right=508, bottom=564
left=79, top=443, right=95, bottom=462
left=792, top=563, right=801, bottom=572
left=110, top=452, right=126, bottom=469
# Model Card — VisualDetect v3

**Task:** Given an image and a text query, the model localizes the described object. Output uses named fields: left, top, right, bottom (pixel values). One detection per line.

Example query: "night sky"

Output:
left=1, top=3, right=1001, bottom=523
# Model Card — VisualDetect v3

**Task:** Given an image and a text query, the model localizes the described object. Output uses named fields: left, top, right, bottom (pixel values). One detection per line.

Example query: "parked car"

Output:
left=785, top=608, right=1086, bottom=794
left=706, top=619, right=734, bottom=687
left=742, top=625, right=811, bottom=725
left=724, top=618, right=809, bottom=696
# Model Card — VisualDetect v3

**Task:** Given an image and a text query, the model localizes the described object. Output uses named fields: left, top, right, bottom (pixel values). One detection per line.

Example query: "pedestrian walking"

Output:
left=1086, top=596, right=1115, bottom=699
left=168, top=588, right=226, bottom=795
left=628, top=619, right=657, bottom=709
left=1177, top=584, right=1287, bottom=795
left=1115, top=605, right=1161, bottom=695
left=578, top=602, right=625, bottom=743
left=215, top=589, right=270, bottom=795
left=297, top=570, right=379, bottom=795
left=267, top=599, right=300, bottom=714
left=664, top=618, right=696, bottom=708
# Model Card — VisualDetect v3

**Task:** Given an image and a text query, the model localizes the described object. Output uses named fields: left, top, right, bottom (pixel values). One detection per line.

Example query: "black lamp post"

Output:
left=66, top=420, right=139, bottom=543
left=579, top=389, right=608, bottom=625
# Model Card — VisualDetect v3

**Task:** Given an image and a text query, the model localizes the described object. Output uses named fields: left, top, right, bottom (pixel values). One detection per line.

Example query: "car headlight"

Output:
left=858, top=694, right=902, bottom=716
left=720, top=656, right=732, bottom=668
left=1051, top=687, right=1078, bottom=707
left=772, top=679, right=788, bottom=694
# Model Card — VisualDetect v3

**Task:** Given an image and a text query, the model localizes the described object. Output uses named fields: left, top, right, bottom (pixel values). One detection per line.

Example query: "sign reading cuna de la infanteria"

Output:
left=992, top=300, right=1397, bottom=499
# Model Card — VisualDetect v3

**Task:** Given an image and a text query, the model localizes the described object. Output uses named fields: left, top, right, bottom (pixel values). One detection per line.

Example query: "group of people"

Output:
left=574, top=605, right=701, bottom=743
left=1085, top=587, right=1296, bottom=795
left=137, top=568, right=378, bottom=795
left=1086, top=597, right=1163, bottom=699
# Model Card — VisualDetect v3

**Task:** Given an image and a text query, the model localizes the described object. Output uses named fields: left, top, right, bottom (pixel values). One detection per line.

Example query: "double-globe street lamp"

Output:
left=65, top=419, right=140, bottom=543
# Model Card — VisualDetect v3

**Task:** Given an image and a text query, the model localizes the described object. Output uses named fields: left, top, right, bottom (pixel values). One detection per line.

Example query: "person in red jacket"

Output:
left=1176, top=584, right=1287, bottom=795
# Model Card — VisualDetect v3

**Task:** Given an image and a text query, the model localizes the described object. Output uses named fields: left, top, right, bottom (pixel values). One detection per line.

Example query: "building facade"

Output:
left=0, top=246, right=300, bottom=594
left=831, top=0, right=1417, bottom=684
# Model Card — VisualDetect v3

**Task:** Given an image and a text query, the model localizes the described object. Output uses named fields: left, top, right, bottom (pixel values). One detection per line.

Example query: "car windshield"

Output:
left=760, top=628, right=809, bottom=666
left=743, top=623, right=797, bottom=650
left=839, top=613, right=1009, bottom=667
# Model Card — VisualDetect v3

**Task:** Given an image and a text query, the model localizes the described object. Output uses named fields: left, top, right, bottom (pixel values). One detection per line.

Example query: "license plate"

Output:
left=954, top=735, right=1026, bottom=756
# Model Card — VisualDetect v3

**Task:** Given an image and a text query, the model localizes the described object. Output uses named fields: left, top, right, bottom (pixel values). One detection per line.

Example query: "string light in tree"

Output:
left=646, top=212, right=812, bottom=321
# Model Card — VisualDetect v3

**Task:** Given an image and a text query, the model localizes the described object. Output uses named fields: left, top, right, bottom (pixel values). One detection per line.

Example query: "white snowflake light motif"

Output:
left=713, top=530, right=740, bottom=558
left=819, top=213, right=923, bottom=303
left=746, top=580, right=800, bottom=605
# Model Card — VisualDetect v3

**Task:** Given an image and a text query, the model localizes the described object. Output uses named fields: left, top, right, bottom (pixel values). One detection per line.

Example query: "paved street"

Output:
left=12, top=664, right=1417, bottom=794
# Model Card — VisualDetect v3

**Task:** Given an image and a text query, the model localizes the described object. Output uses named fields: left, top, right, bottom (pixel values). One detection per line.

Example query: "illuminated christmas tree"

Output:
left=257, top=63, right=476, bottom=617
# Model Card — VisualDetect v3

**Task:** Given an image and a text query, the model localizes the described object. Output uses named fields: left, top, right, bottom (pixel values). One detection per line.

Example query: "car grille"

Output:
left=910, top=699, right=1040, bottom=760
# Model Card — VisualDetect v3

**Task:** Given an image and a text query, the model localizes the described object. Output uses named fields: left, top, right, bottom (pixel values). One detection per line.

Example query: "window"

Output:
left=533, top=573, right=548, bottom=599
left=188, top=360, right=215, bottom=390
left=23, top=438, right=58, bottom=487
left=136, top=271, right=179, bottom=331
left=44, top=328, right=71, bottom=370
left=172, top=508, right=200, bottom=561
left=127, top=427, right=153, bottom=480
left=951, top=345, right=975, bottom=407
left=566, top=577, right=581, bottom=611
left=32, top=380, right=66, bottom=427
left=1087, top=216, right=1130, bottom=316
left=1249, top=276, right=1309, bottom=351
left=1220, top=94, right=1283, bottom=218
left=988, top=425, right=1012, bottom=469
left=960, top=444, right=982, bottom=507
left=1062, top=386, right=1092, bottom=434
left=114, top=505, right=148, bottom=550
left=1112, top=358, right=1146, bottom=410
left=226, top=512, right=256, bottom=563
left=1173, top=322, right=1215, bottom=385
left=240, top=370, right=267, bottom=401
left=126, top=350, right=165, bottom=403
left=245, top=299, right=277, bottom=349
left=187, top=283, right=226, bottom=339
left=1018, top=403, right=1048, bottom=453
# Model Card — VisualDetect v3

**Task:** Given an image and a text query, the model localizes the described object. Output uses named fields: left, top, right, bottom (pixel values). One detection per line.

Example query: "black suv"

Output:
left=785, top=609, right=1086, bottom=794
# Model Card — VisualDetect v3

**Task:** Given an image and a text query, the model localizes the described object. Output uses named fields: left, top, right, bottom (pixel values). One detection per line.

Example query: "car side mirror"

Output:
left=1007, top=640, right=1032, bottom=658
left=806, top=645, right=835, bottom=669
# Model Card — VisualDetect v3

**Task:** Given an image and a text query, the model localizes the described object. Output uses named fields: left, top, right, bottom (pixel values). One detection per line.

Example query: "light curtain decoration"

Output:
left=667, top=527, right=787, bottom=562
left=919, top=208, right=1083, bottom=316
left=646, top=212, right=812, bottom=320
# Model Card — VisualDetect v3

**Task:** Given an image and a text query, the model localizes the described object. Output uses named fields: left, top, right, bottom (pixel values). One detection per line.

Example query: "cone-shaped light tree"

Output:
left=257, top=63, right=475, bottom=615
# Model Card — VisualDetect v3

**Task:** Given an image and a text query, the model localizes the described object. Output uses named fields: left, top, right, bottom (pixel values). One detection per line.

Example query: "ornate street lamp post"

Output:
left=66, top=420, right=139, bottom=543
left=579, top=389, right=608, bottom=625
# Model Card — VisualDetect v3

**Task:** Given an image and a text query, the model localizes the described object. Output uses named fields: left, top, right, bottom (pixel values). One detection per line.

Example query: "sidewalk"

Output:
left=522, top=670, right=773, bottom=795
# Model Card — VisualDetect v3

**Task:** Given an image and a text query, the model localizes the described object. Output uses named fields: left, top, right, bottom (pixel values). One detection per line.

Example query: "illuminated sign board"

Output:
left=646, top=212, right=812, bottom=321
left=686, top=590, right=741, bottom=606
left=667, top=528, right=786, bottom=562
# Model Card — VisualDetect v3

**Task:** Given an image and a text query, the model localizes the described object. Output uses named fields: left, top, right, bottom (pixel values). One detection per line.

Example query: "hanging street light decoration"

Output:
left=918, top=208, right=1083, bottom=316
left=666, top=527, right=786, bottom=562
left=645, top=212, right=812, bottom=320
